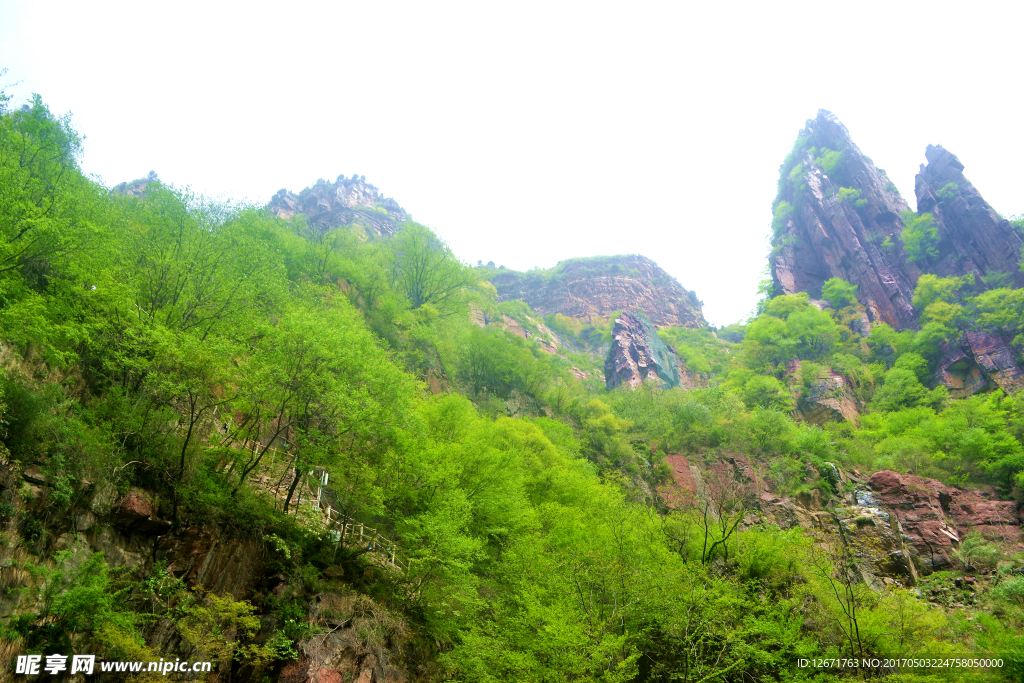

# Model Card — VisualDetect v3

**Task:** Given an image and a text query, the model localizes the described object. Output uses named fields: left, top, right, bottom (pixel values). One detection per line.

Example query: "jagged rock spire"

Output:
left=770, top=110, right=919, bottom=329
left=915, top=144, right=1024, bottom=289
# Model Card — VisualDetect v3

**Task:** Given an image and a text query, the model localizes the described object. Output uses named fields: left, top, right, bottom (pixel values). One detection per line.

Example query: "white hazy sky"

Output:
left=2, top=1, right=1022, bottom=326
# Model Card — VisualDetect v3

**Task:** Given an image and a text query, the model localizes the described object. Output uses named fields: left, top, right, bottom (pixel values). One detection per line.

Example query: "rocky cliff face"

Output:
left=660, top=454, right=1022, bottom=583
left=866, top=470, right=1020, bottom=573
left=915, top=145, right=1024, bottom=288
left=490, top=255, right=706, bottom=329
left=268, top=175, right=408, bottom=238
left=604, top=310, right=704, bottom=390
left=0, top=465, right=417, bottom=683
left=771, top=110, right=919, bottom=329
left=786, top=359, right=862, bottom=427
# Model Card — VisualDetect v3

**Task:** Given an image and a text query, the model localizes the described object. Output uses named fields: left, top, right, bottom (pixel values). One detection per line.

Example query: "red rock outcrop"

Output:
left=281, top=592, right=409, bottom=683
left=915, top=145, right=1024, bottom=288
left=868, top=470, right=1021, bottom=572
left=965, top=330, right=1024, bottom=394
left=490, top=255, right=706, bottom=329
left=112, top=490, right=172, bottom=535
left=605, top=311, right=703, bottom=389
left=786, top=360, right=861, bottom=426
left=936, top=338, right=989, bottom=398
left=770, top=110, right=919, bottom=329
left=268, top=175, right=408, bottom=238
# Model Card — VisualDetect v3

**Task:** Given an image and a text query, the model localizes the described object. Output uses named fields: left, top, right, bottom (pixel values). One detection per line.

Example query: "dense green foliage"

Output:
left=2, top=93, right=1023, bottom=682
left=821, top=278, right=858, bottom=309
left=901, top=211, right=941, bottom=264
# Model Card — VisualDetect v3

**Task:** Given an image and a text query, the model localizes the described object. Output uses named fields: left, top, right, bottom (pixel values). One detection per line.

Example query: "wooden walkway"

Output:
left=233, top=443, right=406, bottom=570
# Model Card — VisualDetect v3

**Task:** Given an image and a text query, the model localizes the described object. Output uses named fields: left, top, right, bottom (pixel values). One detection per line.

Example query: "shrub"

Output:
left=821, top=277, right=858, bottom=308
left=936, top=182, right=959, bottom=201
left=815, top=148, right=844, bottom=176
left=991, top=574, right=1024, bottom=608
left=837, top=187, right=861, bottom=202
left=953, top=534, right=1003, bottom=570
left=772, top=201, right=795, bottom=239
left=871, top=368, right=927, bottom=412
left=900, top=211, right=940, bottom=264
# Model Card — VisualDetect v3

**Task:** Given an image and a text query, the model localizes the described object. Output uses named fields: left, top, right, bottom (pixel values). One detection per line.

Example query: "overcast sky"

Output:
left=2, top=1, right=1021, bottom=326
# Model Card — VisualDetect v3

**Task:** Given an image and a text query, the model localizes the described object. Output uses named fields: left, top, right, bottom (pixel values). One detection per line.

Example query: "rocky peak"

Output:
left=770, top=110, right=919, bottom=329
left=490, top=254, right=706, bottom=329
left=268, top=174, right=408, bottom=238
left=914, top=144, right=1024, bottom=288
left=111, top=170, right=160, bottom=197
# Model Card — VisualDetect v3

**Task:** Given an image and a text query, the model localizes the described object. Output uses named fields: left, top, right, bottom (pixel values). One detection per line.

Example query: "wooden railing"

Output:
left=230, top=443, right=407, bottom=571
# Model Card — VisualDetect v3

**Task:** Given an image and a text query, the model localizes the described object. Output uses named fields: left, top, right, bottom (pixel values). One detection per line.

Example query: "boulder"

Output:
left=112, top=491, right=172, bottom=536
left=966, top=331, right=1024, bottom=394
left=605, top=311, right=700, bottom=389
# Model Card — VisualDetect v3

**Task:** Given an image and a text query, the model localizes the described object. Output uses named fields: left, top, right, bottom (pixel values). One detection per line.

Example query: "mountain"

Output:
left=915, top=144, right=1024, bottom=288
left=267, top=178, right=711, bottom=392
left=769, top=109, right=919, bottom=329
left=8, top=92, right=1024, bottom=682
left=488, top=254, right=706, bottom=329
left=268, top=174, right=408, bottom=238
left=771, top=110, right=1024, bottom=332
left=770, top=111, right=1024, bottom=398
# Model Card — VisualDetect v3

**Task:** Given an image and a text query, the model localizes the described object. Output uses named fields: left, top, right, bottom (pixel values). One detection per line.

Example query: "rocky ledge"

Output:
left=935, top=332, right=1024, bottom=397
left=866, top=470, right=1020, bottom=573
left=659, top=456, right=1022, bottom=586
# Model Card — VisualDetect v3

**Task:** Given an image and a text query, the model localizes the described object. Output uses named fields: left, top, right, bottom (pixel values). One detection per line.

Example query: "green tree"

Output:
left=872, top=367, right=928, bottom=412
left=900, top=211, right=940, bottom=264
left=821, top=277, right=857, bottom=308
left=389, top=222, right=475, bottom=314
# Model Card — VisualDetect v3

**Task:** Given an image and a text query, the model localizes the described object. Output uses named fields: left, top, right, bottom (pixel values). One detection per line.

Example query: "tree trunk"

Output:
left=283, top=466, right=302, bottom=514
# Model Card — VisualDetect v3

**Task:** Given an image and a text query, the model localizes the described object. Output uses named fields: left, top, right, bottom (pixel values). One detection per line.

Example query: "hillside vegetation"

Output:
left=0, top=93, right=1022, bottom=681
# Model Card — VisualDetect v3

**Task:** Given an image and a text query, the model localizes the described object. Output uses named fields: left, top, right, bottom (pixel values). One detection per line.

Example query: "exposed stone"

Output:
left=915, top=145, right=1024, bottom=289
left=868, top=470, right=1021, bottom=572
left=21, top=467, right=46, bottom=485
left=786, top=359, right=861, bottom=426
left=491, top=255, right=705, bottom=329
left=501, top=314, right=530, bottom=340
left=676, top=358, right=706, bottom=391
left=284, top=593, right=410, bottom=683
left=526, top=316, right=561, bottom=354
left=468, top=305, right=487, bottom=328
left=113, top=491, right=153, bottom=523
left=111, top=170, right=160, bottom=197
left=966, top=331, right=1024, bottom=394
left=937, top=338, right=989, bottom=398
left=156, top=527, right=262, bottom=599
left=112, top=490, right=172, bottom=536
left=771, top=110, right=919, bottom=330
left=658, top=454, right=699, bottom=509
left=605, top=311, right=702, bottom=390
left=268, top=175, right=408, bottom=238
